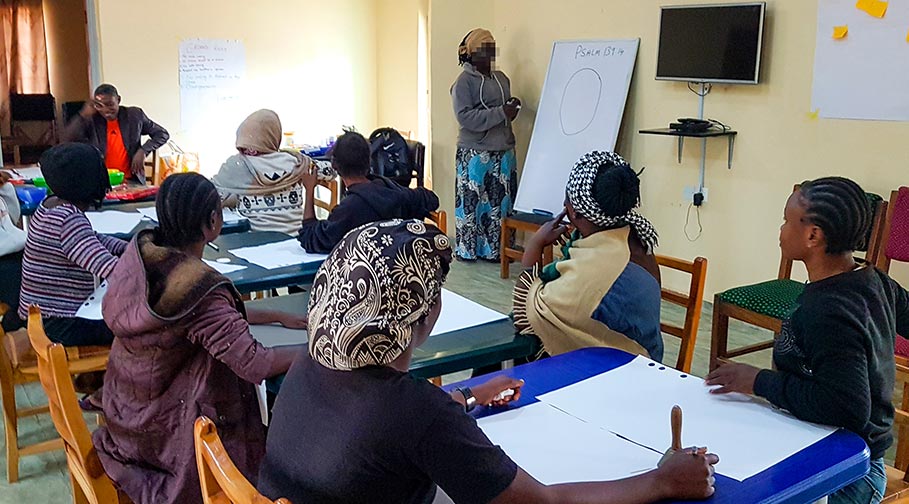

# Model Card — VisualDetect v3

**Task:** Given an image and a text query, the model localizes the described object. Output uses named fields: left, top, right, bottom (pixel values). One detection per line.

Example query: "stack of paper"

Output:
left=136, top=207, right=245, bottom=224
left=136, top=207, right=159, bottom=221
left=85, top=211, right=144, bottom=235
left=536, top=356, right=837, bottom=481
left=430, top=290, right=508, bottom=336
left=478, top=402, right=660, bottom=484
left=202, top=259, right=247, bottom=275
left=8, top=167, right=43, bottom=180
left=228, top=239, right=327, bottom=270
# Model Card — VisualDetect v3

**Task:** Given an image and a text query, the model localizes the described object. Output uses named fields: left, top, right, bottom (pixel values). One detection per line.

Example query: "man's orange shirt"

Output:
left=105, top=119, right=130, bottom=173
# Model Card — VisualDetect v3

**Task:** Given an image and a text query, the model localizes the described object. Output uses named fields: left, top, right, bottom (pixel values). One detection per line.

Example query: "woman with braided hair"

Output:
left=94, top=173, right=305, bottom=503
left=513, top=151, right=663, bottom=361
left=707, top=177, right=909, bottom=504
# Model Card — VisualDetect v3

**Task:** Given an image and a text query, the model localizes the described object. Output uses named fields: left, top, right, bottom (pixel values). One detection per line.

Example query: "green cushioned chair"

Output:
left=709, top=189, right=888, bottom=371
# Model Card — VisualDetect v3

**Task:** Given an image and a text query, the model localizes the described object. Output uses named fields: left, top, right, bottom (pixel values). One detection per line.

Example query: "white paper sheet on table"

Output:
left=478, top=402, right=660, bottom=484
left=536, top=356, right=836, bottom=481
left=228, top=239, right=327, bottom=270
left=202, top=259, right=247, bottom=275
left=136, top=207, right=244, bottom=223
left=249, top=324, right=308, bottom=348
left=75, top=281, right=108, bottom=320
left=430, top=289, right=508, bottom=336
left=8, top=167, right=42, bottom=180
left=85, top=211, right=144, bottom=235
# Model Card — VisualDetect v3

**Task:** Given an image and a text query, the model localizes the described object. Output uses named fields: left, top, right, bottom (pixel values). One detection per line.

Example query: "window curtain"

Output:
left=0, top=0, right=50, bottom=135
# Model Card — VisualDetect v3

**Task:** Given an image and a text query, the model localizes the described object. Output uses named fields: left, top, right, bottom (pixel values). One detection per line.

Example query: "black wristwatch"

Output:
left=457, top=387, right=477, bottom=412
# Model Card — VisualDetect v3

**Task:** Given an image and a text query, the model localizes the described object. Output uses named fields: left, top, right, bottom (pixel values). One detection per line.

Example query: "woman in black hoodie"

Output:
left=297, top=132, right=439, bottom=254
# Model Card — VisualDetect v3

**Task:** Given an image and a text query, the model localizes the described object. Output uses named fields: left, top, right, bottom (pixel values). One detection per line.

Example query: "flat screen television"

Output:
left=656, top=3, right=766, bottom=84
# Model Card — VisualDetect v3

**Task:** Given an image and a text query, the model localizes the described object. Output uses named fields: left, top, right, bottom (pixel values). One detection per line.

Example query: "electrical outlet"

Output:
left=682, top=186, right=709, bottom=205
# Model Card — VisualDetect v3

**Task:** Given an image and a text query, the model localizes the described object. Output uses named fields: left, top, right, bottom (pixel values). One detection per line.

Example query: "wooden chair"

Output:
left=656, top=255, right=708, bottom=374
left=194, top=416, right=291, bottom=504
left=876, top=188, right=909, bottom=360
left=883, top=355, right=909, bottom=502
left=0, top=303, right=61, bottom=483
left=314, top=178, right=339, bottom=212
left=0, top=303, right=109, bottom=483
left=877, top=188, right=909, bottom=273
left=709, top=189, right=888, bottom=371
left=427, top=210, right=448, bottom=235
left=500, top=212, right=556, bottom=279
left=26, top=306, right=127, bottom=503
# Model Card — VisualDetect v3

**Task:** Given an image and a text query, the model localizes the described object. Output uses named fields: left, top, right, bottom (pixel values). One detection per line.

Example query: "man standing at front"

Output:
left=63, top=84, right=169, bottom=185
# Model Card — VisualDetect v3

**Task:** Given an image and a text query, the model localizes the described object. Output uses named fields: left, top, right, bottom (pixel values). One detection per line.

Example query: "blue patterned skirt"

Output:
left=454, top=148, right=517, bottom=260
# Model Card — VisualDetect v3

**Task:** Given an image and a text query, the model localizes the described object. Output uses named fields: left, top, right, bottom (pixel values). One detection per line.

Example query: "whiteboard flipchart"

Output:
left=514, top=39, right=639, bottom=216
left=179, top=38, right=247, bottom=135
left=811, top=0, right=909, bottom=121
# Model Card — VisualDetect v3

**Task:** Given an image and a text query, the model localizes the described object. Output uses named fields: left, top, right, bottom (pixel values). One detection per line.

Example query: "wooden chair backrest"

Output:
left=778, top=185, right=889, bottom=279
left=893, top=355, right=909, bottom=477
left=26, top=306, right=119, bottom=503
left=877, top=189, right=909, bottom=273
left=656, top=255, right=708, bottom=374
left=314, top=179, right=339, bottom=212
left=427, top=210, right=448, bottom=235
left=194, top=416, right=291, bottom=504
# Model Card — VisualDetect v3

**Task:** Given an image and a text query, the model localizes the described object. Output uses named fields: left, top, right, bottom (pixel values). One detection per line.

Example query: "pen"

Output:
left=207, top=242, right=220, bottom=252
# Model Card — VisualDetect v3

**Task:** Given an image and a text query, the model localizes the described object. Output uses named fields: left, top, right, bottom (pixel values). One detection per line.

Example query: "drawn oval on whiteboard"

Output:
left=560, top=68, right=602, bottom=136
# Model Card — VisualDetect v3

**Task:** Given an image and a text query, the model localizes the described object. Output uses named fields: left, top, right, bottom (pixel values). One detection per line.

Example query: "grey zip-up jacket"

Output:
left=450, top=63, right=516, bottom=152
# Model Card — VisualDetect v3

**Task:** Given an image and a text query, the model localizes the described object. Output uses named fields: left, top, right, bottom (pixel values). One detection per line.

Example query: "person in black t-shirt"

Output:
left=707, top=177, right=909, bottom=504
left=260, top=219, right=719, bottom=504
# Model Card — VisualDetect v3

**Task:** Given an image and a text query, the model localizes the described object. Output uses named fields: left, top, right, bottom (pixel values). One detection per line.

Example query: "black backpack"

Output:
left=368, top=128, right=414, bottom=180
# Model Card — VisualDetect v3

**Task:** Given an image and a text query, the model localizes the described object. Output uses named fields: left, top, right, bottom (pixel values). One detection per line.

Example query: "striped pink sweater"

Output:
left=18, top=202, right=127, bottom=319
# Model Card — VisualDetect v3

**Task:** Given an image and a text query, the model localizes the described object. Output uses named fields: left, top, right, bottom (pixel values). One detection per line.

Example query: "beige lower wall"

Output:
left=94, top=0, right=379, bottom=176
left=376, top=0, right=419, bottom=139
left=431, top=0, right=909, bottom=294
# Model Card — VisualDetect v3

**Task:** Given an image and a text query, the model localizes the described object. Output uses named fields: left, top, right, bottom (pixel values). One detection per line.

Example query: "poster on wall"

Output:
left=178, top=39, right=247, bottom=170
left=811, top=0, right=909, bottom=121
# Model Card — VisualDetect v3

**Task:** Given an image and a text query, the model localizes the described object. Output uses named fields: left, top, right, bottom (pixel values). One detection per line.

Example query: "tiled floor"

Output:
left=0, top=260, right=784, bottom=502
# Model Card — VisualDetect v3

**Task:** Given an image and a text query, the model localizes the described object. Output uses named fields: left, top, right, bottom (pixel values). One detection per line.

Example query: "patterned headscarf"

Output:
left=308, top=219, right=453, bottom=371
left=565, top=151, right=659, bottom=253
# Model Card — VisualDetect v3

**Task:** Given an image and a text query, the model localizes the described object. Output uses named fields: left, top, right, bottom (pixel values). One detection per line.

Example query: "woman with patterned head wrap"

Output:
left=514, top=151, right=664, bottom=361
left=259, top=219, right=719, bottom=504
left=451, top=28, right=521, bottom=261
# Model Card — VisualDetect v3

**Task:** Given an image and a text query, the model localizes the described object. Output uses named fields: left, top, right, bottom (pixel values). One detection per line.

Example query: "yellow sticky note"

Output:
left=856, top=0, right=887, bottom=18
left=808, top=109, right=820, bottom=120
left=833, top=25, right=849, bottom=39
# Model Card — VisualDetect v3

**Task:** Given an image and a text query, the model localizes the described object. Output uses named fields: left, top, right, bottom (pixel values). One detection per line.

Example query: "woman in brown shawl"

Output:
left=94, top=173, right=306, bottom=504
left=212, top=109, right=336, bottom=234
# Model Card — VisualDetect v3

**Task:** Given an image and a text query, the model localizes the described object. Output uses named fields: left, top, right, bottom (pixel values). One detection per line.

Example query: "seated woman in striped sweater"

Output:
left=18, top=143, right=125, bottom=347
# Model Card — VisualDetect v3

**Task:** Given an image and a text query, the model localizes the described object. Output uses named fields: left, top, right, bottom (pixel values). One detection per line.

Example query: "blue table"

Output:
left=204, top=231, right=324, bottom=294
left=448, top=348, right=870, bottom=504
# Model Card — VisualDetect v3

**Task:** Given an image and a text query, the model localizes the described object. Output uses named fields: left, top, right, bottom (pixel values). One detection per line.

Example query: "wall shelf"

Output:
left=638, top=128, right=737, bottom=169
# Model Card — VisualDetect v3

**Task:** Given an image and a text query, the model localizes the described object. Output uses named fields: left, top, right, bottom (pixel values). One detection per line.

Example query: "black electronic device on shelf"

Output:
left=669, top=118, right=712, bottom=133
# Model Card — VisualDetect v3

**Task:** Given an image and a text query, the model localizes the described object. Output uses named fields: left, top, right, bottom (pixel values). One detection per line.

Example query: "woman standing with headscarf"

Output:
left=212, top=109, right=335, bottom=235
left=451, top=28, right=521, bottom=261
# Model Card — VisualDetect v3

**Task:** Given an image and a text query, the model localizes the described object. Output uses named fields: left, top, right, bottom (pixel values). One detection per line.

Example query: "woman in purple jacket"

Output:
left=93, top=173, right=305, bottom=504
